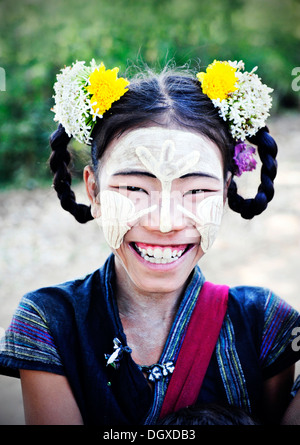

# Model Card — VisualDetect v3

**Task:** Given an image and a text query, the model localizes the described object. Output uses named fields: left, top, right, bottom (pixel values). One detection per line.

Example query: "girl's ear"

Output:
left=83, top=166, right=101, bottom=218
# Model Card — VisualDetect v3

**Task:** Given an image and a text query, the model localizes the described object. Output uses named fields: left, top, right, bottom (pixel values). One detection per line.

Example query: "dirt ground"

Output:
left=0, top=113, right=299, bottom=424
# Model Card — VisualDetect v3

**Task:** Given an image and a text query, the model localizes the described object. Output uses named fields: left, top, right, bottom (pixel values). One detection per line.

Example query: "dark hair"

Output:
left=49, top=66, right=277, bottom=223
left=158, top=402, right=259, bottom=426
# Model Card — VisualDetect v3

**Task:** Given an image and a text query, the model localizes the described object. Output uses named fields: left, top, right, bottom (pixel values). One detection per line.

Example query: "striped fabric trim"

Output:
left=216, top=314, right=251, bottom=413
left=0, top=296, right=62, bottom=368
left=143, top=267, right=204, bottom=424
left=260, top=291, right=300, bottom=368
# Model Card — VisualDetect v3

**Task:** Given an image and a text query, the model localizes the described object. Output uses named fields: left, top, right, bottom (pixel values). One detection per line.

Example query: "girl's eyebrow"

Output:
left=112, top=170, right=156, bottom=178
left=179, top=172, right=221, bottom=180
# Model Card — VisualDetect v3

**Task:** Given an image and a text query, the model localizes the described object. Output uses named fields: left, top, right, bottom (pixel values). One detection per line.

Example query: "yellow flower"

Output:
left=86, top=63, right=130, bottom=116
left=197, top=60, right=238, bottom=101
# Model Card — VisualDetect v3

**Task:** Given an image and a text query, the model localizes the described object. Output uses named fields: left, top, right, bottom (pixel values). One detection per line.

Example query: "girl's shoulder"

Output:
left=229, top=284, right=272, bottom=306
left=20, top=268, right=104, bottom=321
left=227, top=284, right=299, bottom=319
left=227, top=284, right=300, bottom=335
left=226, top=284, right=300, bottom=376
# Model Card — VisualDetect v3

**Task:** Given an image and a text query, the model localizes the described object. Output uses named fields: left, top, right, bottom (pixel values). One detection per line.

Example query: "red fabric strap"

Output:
left=159, top=281, right=229, bottom=419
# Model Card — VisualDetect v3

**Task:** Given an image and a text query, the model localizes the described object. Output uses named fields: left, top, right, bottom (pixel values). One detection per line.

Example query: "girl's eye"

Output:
left=184, top=189, right=205, bottom=196
left=119, top=185, right=148, bottom=194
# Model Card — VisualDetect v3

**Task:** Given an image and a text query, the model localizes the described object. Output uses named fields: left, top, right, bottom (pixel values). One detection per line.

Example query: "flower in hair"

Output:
left=52, top=60, right=129, bottom=145
left=196, top=60, right=238, bottom=101
left=233, top=142, right=257, bottom=177
left=197, top=60, right=273, bottom=142
left=86, top=63, right=129, bottom=116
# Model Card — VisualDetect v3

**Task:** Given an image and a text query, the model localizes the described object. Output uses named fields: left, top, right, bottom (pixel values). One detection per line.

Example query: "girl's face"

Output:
left=85, top=127, right=227, bottom=295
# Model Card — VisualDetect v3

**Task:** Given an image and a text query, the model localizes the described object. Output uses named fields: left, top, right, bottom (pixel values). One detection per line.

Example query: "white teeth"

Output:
left=144, top=255, right=177, bottom=264
left=135, top=244, right=186, bottom=264
left=163, top=248, right=172, bottom=259
left=153, top=248, right=161, bottom=259
left=147, top=247, right=153, bottom=256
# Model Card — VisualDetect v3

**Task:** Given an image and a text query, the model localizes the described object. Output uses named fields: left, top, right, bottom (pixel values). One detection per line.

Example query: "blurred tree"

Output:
left=0, top=0, right=299, bottom=185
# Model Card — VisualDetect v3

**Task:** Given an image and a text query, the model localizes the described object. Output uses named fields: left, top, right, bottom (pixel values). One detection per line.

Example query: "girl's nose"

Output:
left=140, top=190, right=187, bottom=233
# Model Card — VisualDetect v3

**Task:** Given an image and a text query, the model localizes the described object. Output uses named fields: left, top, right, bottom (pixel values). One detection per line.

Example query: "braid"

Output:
left=49, top=124, right=93, bottom=223
left=227, top=127, right=278, bottom=219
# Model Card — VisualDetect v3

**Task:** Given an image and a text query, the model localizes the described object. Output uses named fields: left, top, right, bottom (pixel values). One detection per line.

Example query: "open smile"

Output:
left=130, top=242, right=194, bottom=265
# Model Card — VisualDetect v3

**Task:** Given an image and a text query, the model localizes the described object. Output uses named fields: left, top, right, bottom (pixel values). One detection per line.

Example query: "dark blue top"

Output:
left=0, top=254, right=300, bottom=425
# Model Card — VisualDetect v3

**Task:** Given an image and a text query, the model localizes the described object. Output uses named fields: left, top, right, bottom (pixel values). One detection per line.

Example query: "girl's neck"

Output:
left=113, top=258, right=189, bottom=366
left=115, top=270, right=183, bottom=366
left=114, top=261, right=184, bottom=322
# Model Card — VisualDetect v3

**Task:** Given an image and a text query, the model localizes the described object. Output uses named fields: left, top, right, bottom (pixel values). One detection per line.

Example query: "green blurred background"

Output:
left=0, top=0, right=299, bottom=188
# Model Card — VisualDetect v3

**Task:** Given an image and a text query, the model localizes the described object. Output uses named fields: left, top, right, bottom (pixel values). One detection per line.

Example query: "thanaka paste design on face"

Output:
left=177, top=195, right=224, bottom=252
left=95, top=127, right=224, bottom=252
left=135, top=140, right=200, bottom=233
left=97, top=190, right=156, bottom=249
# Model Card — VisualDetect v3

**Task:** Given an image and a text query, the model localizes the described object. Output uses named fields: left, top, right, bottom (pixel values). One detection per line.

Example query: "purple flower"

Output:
left=233, top=142, right=257, bottom=176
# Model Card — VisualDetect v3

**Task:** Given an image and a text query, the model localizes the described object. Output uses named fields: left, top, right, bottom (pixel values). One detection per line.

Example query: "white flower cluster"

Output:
left=52, top=59, right=101, bottom=145
left=212, top=61, right=273, bottom=141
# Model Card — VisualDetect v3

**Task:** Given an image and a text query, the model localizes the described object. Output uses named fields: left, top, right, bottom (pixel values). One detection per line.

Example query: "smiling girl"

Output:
left=0, top=60, right=299, bottom=425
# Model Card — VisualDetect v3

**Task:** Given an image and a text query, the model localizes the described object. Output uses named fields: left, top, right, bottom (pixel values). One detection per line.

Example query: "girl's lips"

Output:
left=129, top=242, right=196, bottom=269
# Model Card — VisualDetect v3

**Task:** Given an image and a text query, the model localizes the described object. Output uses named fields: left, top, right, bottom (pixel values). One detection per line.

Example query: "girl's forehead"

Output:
left=101, top=127, right=223, bottom=178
